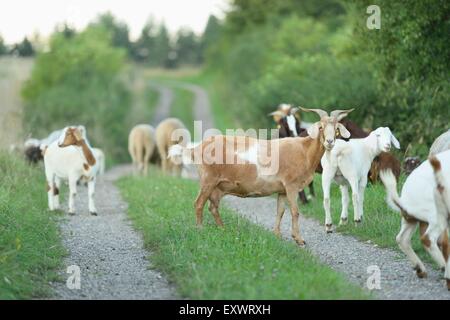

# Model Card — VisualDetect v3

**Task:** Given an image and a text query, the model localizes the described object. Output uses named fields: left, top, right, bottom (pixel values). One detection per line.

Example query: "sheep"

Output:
left=169, top=108, right=354, bottom=245
left=430, top=129, right=450, bottom=156
left=321, top=127, right=401, bottom=232
left=155, top=118, right=187, bottom=176
left=44, top=126, right=99, bottom=216
left=380, top=150, right=450, bottom=287
left=128, top=124, right=156, bottom=176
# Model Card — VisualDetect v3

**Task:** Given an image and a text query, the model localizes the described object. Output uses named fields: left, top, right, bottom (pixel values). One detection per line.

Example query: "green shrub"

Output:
left=22, top=26, right=131, bottom=163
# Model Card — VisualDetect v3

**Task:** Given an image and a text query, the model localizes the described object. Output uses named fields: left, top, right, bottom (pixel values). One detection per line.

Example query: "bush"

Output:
left=22, top=26, right=131, bottom=163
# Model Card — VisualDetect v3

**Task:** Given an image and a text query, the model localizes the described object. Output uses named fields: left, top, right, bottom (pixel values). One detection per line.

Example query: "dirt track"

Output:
left=52, top=165, right=177, bottom=299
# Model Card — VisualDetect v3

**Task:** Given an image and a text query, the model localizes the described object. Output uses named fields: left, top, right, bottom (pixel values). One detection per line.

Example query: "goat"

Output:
left=169, top=108, right=354, bottom=245
left=430, top=129, right=450, bottom=156
left=321, top=127, right=401, bottom=232
left=403, top=156, right=421, bottom=176
left=269, top=106, right=401, bottom=205
left=44, top=126, right=98, bottom=216
left=380, top=150, right=450, bottom=287
left=156, top=118, right=187, bottom=176
left=128, top=124, right=156, bottom=176
left=269, top=106, right=315, bottom=204
left=24, top=127, right=89, bottom=164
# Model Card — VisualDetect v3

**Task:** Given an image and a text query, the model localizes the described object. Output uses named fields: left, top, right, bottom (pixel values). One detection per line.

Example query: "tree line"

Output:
left=0, top=12, right=222, bottom=68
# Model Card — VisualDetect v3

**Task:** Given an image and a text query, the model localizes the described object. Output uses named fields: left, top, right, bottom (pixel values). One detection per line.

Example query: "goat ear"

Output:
left=269, top=111, right=285, bottom=123
left=307, top=122, right=320, bottom=139
left=391, top=132, right=401, bottom=149
left=337, top=123, right=351, bottom=139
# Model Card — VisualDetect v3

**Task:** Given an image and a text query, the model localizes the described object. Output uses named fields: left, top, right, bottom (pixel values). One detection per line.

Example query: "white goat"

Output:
left=430, top=129, right=450, bottom=156
left=321, top=127, right=400, bottom=232
left=44, top=126, right=99, bottom=215
left=380, top=150, right=450, bottom=287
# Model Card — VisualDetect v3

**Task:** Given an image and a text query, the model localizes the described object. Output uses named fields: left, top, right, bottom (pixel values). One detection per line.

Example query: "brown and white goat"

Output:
left=44, top=126, right=99, bottom=215
left=380, top=150, right=450, bottom=286
left=170, top=108, right=354, bottom=245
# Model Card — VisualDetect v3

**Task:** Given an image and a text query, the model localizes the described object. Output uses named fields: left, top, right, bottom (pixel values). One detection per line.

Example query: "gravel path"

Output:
left=52, top=165, right=177, bottom=299
left=174, top=82, right=215, bottom=136
left=223, top=196, right=450, bottom=299
left=149, top=82, right=174, bottom=126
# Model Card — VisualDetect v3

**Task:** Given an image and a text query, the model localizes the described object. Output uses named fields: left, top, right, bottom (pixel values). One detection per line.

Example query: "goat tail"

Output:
left=379, top=169, right=404, bottom=213
left=168, top=143, right=194, bottom=166
left=429, top=156, right=450, bottom=216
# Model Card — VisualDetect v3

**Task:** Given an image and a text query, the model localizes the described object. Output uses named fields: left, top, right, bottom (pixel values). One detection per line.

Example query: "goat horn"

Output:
left=268, top=111, right=286, bottom=117
left=330, top=108, right=355, bottom=121
left=299, top=107, right=328, bottom=118
left=289, top=107, right=299, bottom=115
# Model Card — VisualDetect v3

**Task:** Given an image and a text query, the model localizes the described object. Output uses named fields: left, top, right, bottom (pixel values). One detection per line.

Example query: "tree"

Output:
left=175, top=29, right=201, bottom=66
left=0, top=35, right=7, bottom=55
left=200, top=15, right=222, bottom=61
left=90, top=12, right=132, bottom=55
left=133, top=18, right=156, bottom=62
left=153, top=23, right=171, bottom=67
left=11, top=37, right=34, bottom=56
left=133, top=19, right=172, bottom=67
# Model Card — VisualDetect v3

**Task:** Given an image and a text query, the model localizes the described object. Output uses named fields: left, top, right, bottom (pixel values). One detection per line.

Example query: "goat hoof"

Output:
left=68, top=212, right=76, bottom=216
left=294, top=237, right=306, bottom=246
left=325, top=224, right=333, bottom=233
left=90, top=211, right=98, bottom=216
left=297, top=241, right=306, bottom=247
left=414, top=266, right=427, bottom=278
left=354, top=219, right=362, bottom=224
left=339, top=218, right=348, bottom=225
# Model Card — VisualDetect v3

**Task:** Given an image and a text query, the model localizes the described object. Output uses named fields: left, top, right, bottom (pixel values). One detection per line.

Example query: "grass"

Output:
left=170, top=86, right=195, bottom=136
left=302, top=175, right=430, bottom=262
left=177, top=71, right=237, bottom=133
left=0, top=57, right=33, bottom=149
left=117, top=168, right=369, bottom=300
left=0, top=152, right=65, bottom=299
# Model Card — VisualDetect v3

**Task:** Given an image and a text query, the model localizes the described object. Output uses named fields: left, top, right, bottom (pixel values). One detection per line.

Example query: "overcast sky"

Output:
left=0, top=0, right=227, bottom=43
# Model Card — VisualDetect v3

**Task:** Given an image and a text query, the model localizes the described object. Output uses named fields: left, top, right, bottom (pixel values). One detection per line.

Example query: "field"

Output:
left=0, top=57, right=33, bottom=150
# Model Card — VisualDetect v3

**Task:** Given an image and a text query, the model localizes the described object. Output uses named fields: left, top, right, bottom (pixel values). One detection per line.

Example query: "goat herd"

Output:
left=21, top=105, right=450, bottom=290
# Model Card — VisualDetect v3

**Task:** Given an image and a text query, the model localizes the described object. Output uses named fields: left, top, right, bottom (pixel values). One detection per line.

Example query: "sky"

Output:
left=0, top=0, right=228, bottom=44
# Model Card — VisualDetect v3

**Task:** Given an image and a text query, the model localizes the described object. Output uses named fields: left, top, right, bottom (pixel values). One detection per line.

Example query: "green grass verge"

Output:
left=302, top=175, right=430, bottom=263
left=117, top=168, right=369, bottom=299
left=170, top=86, right=195, bottom=136
left=0, top=152, right=65, bottom=299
